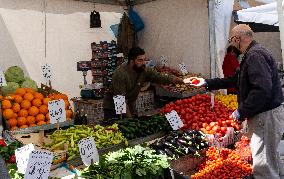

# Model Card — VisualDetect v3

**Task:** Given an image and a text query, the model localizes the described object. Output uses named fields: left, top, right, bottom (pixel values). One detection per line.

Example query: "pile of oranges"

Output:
left=1, top=88, right=72, bottom=131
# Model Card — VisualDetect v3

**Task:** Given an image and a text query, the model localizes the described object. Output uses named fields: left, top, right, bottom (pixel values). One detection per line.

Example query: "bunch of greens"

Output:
left=80, top=145, right=170, bottom=179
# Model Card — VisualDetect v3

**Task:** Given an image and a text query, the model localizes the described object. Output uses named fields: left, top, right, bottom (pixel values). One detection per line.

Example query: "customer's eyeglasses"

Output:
left=228, top=36, right=239, bottom=43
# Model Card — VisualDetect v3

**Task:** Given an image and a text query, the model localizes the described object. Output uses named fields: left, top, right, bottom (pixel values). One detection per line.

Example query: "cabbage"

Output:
left=4, top=66, right=25, bottom=83
left=2, top=82, right=20, bottom=96
left=21, top=78, right=38, bottom=91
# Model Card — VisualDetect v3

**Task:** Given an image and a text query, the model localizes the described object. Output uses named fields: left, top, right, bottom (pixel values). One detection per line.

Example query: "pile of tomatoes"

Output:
left=235, top=135, right=252, bottom=162
left=191, top=147, right=253, bottom=179
left=161, top=94, right=241, bottom=137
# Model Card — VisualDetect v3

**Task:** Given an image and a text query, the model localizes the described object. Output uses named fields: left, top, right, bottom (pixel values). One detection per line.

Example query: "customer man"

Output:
left=189, top=24, right=284, bottom=178
left=103, top=47, right=183, bottom=119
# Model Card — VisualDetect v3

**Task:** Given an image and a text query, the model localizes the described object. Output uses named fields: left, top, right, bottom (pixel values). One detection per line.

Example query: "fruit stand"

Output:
left=0, top=66, right=253, bottom=178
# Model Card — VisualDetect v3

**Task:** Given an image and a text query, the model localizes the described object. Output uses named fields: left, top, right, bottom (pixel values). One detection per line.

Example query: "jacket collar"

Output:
left=244, top=40, right=257, bottom=56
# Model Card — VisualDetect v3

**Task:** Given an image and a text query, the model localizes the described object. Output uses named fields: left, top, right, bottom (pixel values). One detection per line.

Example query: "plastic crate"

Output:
left=135, top=90, right=155, bottom=116
left=72, top=98, right=104, bottom=125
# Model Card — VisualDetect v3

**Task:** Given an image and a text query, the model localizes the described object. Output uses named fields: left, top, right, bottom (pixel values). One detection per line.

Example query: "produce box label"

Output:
left=48, top=99, right=67, bottom=124
left=24, top=150, right=53, bottom=179
left=113, top=95, right=126, bottom=114
left=78, top=137, right=99, bottom=166
left=178, top=62, right=188, bottom=75
left=15, top=143, right=35, bottom=174
left=0, top=68, right=7, bottom=86
left=41, top=64, right=52, bottom=84
left=165, top=110, right=184, bottom=130
left=160, top=55, right=168, bottom=67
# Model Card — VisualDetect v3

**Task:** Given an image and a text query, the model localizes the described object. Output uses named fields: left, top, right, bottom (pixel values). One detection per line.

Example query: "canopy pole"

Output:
left=277, top=0, right=284, bottom=69
left=208, top=0, right=216, bottom=78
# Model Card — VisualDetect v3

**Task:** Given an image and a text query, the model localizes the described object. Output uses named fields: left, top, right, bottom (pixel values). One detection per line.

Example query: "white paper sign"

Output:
left=41, top=64, right=52, bottom=84
left=160, top=55, right=168, bottom=67
left=178, top=62, right=188, bottom=75
left=0, top=69, right=7, bottom=86
left=113, top=95, right=126, bottom=114
left=48, top=99, right=66, bottom=124
left=15, top=144, right=35, bottom=174
left=165, top=110, right=184, bottom=130
left=24, top=150, right=53, bottom=179
left=211, top=93, right=215, bottom=109
left=78, top=137, right=99, bottom=166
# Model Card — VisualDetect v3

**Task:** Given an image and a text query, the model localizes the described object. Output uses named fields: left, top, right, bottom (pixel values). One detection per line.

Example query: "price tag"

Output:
left=211, top=93, right=215, bottom=109
left=160, top=55, right=168, bottom=67
left=24, top=150, right=53, bottom=179
left=41, top=64, right=52, bottom=84
left=0, top=68, right=7, bottom=86
left=165, top=110, right=184, bottom=130
left=48, top=99, right=66, bottom=124
left=78, top=137, right=99, bottom=166
left=15, top=144, right=35, bottom=174
left=113, top=95, right=126, bottom=114
left=178, top=62, right=188, bottom=75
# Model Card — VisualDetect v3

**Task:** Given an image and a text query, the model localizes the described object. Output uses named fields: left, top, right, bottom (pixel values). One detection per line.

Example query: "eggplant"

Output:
left=156, top=149, right=166, bottom=155
left=164, top=148, right=174, bottom=157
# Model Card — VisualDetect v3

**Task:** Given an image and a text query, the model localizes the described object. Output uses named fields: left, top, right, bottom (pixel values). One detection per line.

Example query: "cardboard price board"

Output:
left=165, top=110, right=184, bottom=130
left=48, top=99, right=67, bottom=124
left=15, top=144, right=35, bottom=174
left=41, top=64, right=52, bottom=84
left=113, top=95, right=126, bottom=114
left=24, top=150, right=53, bottom=179
left=78, top=137, right=99, bottom=166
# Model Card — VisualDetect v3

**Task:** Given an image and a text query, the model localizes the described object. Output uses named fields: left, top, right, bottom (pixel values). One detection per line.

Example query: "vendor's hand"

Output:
left=184, top=77, right=206, bottom=87
left=229, top=109, right=241, bottom=122
left=173, top=77, right=184, bottom=84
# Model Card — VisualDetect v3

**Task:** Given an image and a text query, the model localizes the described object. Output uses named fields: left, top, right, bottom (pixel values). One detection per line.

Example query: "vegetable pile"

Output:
left=117, top=115, right=171, bottom=140
left=80, top=145, right=170, bottom=179
left=0, top=140, right=21, bottom=163
left=215, top=94, right=238, bottom=110
left=191, top=146, right=253, bottom=178
left=161, top=94, right=241, bottom=137
left=150, top=130, right=208, bottom=159
left=234, top=135, right=252, bottom=162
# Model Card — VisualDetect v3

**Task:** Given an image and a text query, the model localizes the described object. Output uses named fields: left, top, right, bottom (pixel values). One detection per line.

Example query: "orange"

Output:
left=39, top=105, right=48, bottom=115
left=43, top=98, right=51, bottom=105
left=14, top=95, right=23, bottom=104
left=36, top=114, right=45, bottom=122
left=25, top=88, right=35, bottom=93
left=3, top=109, right=14, bottom=119
left=64, top=100, right=70, bottom=109
left=19, top=125, right=28, bottom=129
left=37, top=121, right=46, bottom=126
left=28, top=106, right=39, bottom=116
left=12, top=103, right=21, bottom=113
left=23, top=93, right=34, bottom=102
left=33, top=92, right=44, bottom=100
left=13, top=113, right=18, bottom=118
left=66, top=110, right=72, bottom=118
left=17, top=117, right=27, bottom=126
left=26, top=116, right=36, bottom=125
left=0, top=95, right=3, bottom=101
left=46, top=113, right=50, bottom=120
left=15, top=88, right=26, bottom=96
left=32, top=98, right=42, bottom=108
left=10, top=126, right=18, bottom=131
left=18, top=109, right=28, bottom=117
left=8, top=118, right=17, bottom=127
left=2, top=100, right=12, bottom=109
left=21, top=100, right=31, bottom=109
left=46, top=120, right=50, bottom=124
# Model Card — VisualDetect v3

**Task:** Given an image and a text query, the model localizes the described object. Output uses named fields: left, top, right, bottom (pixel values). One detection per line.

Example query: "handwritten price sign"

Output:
left=113, top=95, right=126, bottom=114
left=24, top=150, right=53, bottom=179
left=0, top=68, right=7, bottom=87
left=48, top=99, right=66, bottom=124
left=41, top=64, right=52, bottom=84
left=16, top=144, right=35, bottom=174
left=78, top=137, right=99, bottom=166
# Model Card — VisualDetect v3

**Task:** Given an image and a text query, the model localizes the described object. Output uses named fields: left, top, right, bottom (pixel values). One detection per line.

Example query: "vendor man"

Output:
left=103, top=47, right=184, bottom=119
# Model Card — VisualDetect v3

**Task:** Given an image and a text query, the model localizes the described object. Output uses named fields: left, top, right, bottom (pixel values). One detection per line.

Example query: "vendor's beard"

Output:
left=133, top=64, right=146, bottom=73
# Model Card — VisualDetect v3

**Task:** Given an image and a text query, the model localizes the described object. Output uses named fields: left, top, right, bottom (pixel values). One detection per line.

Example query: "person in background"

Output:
left=188, top=24, right=284, bottom=178
left=103, top=47, right=184, bottom=120
left=222, top=45, right=240, bottom=94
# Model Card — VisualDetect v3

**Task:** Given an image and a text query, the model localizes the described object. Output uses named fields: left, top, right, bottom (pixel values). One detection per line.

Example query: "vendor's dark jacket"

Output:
left=206, top=41, right=284, bottom=120
left=103, top=63, right=174, bottom=113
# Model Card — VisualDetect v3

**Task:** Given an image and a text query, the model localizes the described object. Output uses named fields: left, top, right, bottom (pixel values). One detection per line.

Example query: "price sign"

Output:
left=24, top=150, right=53, bottom=179
left=165, top=110, right=184, bottom=130
left=48, top=99, right=66, bottom=124
left=15, top=144, right=35, bottom=174
left=178, top=62, right=188, bottom=75
left=0, top=68, right=7, bottom=86
left=41, top=64, right=52, bottom=84
left=113, top=95, right=126, bottom=114
left=78, top=137, right=99, bottom=166
left=211, top=93, right=215, bottom=109
left=160, top=55, right=168, bottom=67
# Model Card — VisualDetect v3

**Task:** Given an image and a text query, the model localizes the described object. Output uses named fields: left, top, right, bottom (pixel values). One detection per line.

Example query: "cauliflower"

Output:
left=2, top=82, right=20, bottom=96
left=21, top=78, right=38, bottom=91
left=4, top=66, right=25, bottom=83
